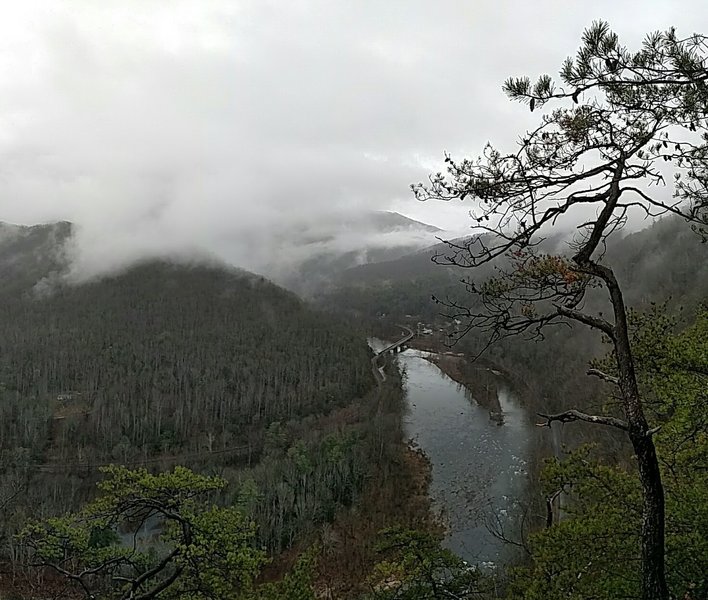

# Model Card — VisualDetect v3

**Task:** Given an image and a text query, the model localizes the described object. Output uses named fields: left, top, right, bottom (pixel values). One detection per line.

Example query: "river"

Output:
left=372, top=340, right=534, bottom=566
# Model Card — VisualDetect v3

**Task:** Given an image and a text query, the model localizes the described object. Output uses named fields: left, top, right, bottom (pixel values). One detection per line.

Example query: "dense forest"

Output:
left=0, top=259, right=372, bottom=461
left=321, top=216, right=707, bottom=322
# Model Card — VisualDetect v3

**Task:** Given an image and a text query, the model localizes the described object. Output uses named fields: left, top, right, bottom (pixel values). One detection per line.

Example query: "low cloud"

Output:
left=0, top=1, right=702, bottom=281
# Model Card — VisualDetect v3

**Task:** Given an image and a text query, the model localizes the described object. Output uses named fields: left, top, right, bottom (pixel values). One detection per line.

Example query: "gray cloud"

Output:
left=0, top=1, right=704, bottom=280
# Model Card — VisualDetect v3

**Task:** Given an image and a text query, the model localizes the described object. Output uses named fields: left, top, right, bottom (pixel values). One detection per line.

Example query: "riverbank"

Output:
left=259, top=358, right=441, bottom=599
left=395, top=344, right=535, bottom=565
left=424, top=352, right=503, bottom=414
left=403, top=334, right=504, bottom=413
left=404, top=334, right=536, bottom=414
left=313, top=444, right=439, bottom=598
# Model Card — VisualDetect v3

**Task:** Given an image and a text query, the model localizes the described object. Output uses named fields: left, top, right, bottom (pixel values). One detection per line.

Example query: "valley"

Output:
left=0, top=203, right=705, bottom=600
left=0, top=8, right=706, bottom=600
left=0, top=222, right=445, bottom=597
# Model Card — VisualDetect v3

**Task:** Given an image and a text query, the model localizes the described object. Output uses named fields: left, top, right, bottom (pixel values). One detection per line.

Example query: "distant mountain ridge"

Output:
left=290, top=212, right=440, bottom=243
left=266, top=211, right=444, bottom=294
left=0, top=211, right=443, bottom=297
left=339, top=210, right=441, bottom=233
left=320, top=216, right=708, bottom=319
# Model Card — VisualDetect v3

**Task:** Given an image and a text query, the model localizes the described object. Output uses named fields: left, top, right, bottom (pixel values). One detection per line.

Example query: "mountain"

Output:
left=0, top=219, right=424, bottom=594
left=0, top=225, right=374, bottom=466
left=318, top=216, right=708, bottom=430
left=0, top=211, right=443, bottom=300
left=320, top=217, right=708, bottom=318
left=0, top=221, right=72, bottom=296
left=316, top=234, right=481, bottom=318
left=336, top=240, right=456, bottom=285
left=261, top=211, right=443, bottom=294
left=304, top=210, right=441, bottom=236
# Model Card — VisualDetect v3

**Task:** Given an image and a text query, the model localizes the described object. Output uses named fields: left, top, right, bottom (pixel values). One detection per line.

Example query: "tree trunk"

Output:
left=630, top=427, right=668, bottom=600
left=600, top=263, right=669, bottom=600
left=572, top=229, right=669, bottom=600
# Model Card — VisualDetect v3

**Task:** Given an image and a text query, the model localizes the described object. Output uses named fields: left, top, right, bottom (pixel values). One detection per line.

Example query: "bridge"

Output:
left=371, top=325, right=414, bottom=384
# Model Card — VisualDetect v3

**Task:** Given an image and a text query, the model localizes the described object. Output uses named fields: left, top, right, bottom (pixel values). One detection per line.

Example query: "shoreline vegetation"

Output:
left=261, top=359, right=441, bottom=599
left=313, top=445, right=438, bottom=598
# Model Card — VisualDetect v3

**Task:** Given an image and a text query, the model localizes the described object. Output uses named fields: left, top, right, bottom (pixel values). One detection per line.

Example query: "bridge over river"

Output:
left=370, top=325, right=414, bottom=383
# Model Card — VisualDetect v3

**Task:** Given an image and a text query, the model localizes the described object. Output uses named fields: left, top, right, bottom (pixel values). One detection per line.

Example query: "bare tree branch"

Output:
left=537, top=410, right=629, bottom=431
left=587, top=368, right=620, bottom=385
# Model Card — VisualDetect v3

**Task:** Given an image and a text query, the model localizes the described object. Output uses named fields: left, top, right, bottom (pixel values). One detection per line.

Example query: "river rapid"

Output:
left=371, top=340, right=535, bottom=567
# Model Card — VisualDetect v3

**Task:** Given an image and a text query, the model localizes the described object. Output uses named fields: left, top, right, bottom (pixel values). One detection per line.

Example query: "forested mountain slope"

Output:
left=607, top=217, right=708, bottom=309
left=0, top=219, right=435, bottom=600
left=0, top=221, right=71, bottom=296
left=321, top=216, right=707, bottom=320
left=0, top=223, right=417, bottom=585
left=0, top=226, right=374, bottom=465
left=270, top=211, right=442, bottom=295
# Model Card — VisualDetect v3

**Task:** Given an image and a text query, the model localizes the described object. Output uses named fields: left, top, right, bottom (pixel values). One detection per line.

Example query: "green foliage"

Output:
left=511, top=447, right=642, bottom=599
left=505, top=20, right=707, bottom=121
left=170, top=505, right=265, bottom=599
left=362, top=528, right=485, bottom=600
left=253, top=549, right=318, bottom=600
left=242, top=426, right=370, bottom=553
left=19, top=465, right=267, bottom=599
left=511, top=310, right=708, bottom=599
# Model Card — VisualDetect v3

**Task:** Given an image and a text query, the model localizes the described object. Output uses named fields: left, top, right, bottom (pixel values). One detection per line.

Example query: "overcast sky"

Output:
left=0, top=1, right=705, bottom=277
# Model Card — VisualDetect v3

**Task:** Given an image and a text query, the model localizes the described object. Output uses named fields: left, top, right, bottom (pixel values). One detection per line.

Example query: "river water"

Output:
left=372, top=341, right=534, bottom=566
